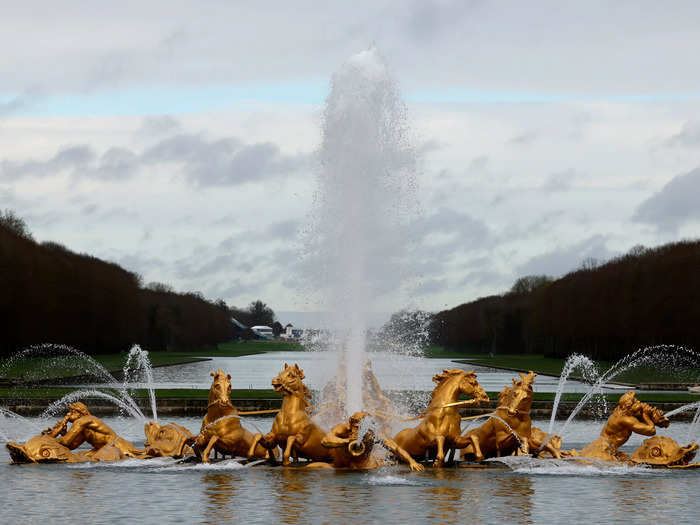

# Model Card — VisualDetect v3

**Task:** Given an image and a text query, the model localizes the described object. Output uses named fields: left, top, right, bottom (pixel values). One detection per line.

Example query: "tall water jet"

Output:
left=547, top=354, right=601, bottom=435
left=310, top=47, right=418, bottom=415
left=559, top=345, right=700, bottom=438
left=123, top=344, right=157, bottom=421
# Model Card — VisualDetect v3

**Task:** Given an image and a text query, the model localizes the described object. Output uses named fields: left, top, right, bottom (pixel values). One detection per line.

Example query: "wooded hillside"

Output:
left=431, top=240, right=700, bottom=360
left=0, top=218, right=233, bottom=357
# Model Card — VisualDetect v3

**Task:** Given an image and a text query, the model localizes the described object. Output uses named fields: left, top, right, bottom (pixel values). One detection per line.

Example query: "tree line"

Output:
left=430, top=240, right=700, bottom=360
left=0, top=211, right=235, bottom=357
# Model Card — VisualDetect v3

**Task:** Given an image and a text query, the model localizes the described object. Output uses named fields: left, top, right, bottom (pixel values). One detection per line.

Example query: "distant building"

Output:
left=281, top=323, right=304, bottom=340
left=251, top=325, right=274, bottom=339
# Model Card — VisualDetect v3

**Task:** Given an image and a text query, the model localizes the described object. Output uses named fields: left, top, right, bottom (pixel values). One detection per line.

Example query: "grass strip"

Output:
left=1, top=388, right=699, bottom=404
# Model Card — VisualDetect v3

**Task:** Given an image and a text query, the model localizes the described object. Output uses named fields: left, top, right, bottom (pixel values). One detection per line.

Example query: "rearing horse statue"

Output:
left=248, top=363, right=334, bottom=466
left=393, top=369, right=489, bottom=467
left=191, top=368, right=268, bottom=462
left=460, top=371, right=537, bottom=461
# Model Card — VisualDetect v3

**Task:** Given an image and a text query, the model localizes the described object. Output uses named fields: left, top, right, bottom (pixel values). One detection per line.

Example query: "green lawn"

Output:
left=450, top=353, right=700, bottom=385
left=0, top=340, right=305, bottom=381
left=0, top=387, right=280, bottom=400
left=1, top=387, right=698, bottom=404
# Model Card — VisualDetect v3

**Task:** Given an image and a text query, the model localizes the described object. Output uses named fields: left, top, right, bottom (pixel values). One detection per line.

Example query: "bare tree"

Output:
left=0, top=209, right=33, bottom=241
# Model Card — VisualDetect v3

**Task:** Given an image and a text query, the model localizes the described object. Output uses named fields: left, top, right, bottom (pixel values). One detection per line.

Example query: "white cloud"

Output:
left=3, top=3, right=700, bottom=313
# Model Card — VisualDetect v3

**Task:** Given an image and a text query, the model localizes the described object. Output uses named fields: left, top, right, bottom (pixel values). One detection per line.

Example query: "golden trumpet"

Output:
left=347, top=439, right=366, bottom=457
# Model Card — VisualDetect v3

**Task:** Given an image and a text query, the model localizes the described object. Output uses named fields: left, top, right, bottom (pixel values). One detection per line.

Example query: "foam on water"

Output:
left=153, top=459, right=251, bottom=472
left=486, top=456, right=660, bottom=476
left=67, top=457, right=180, bottom=469
left=363, top=473, right=423, bottom=486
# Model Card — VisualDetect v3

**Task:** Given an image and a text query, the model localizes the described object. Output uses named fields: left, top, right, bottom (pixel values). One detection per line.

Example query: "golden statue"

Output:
left=249, top=363, right=334, bottom=465
left=307, top=411, right=424, bottom=471
left=361, top=358, right=395, bottom=435
left=43, top=401, right=145, bottom=458
left=144, top=422, right=195, bottom=458
left=314, top=357, right=347, bottom=429
left=460, top=371, right=537, bottom=461
left=529, top=426, right=564, bottom=459
left=315, top=357, right=394, bottom=432
left=573, top=391, right=670, bottom=462
left=393, top=369, right=489, bottom=467
left=6, top=401, right=145, bottom=463
left=192, top=369, right=269, bottom=462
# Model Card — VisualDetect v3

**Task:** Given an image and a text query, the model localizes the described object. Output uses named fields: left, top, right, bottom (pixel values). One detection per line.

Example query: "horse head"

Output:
left=501, top=371, right=536, bottom=417
left=272, top=363, right=311, bottom=401
left=431, top=369, right=489, bottom=404
left=208, top=368, right=232, bottom=405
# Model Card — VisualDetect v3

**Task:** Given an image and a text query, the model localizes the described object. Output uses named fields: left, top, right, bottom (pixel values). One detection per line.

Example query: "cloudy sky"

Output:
left=2, top=1, right=700, bottom=322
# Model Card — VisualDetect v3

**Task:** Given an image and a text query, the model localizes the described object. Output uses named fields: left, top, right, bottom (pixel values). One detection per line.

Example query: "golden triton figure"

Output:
left=307, top=411, right=424, bottom=471
left=7, top=401, right=146, bottom=463
left=573, top=391, right=670, bottom=461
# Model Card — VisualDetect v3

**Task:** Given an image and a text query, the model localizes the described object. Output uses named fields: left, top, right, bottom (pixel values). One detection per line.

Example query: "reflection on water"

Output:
left=497, top=476, right=534, bottom=524
left=2, top=461, right=700, bottom=524
left=274, top=469, right=314, bottom=524
left=425, top=470, right=462, bottom=524
left=3, top=417, right=700, bottom=523
left=202, top=473, right=236, bottom=524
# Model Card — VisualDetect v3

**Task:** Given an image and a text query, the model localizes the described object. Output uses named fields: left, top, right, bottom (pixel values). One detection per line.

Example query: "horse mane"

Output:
left=498, top=385, right=513, bottom=405
left=498, top=372, right=536, bottom=406
left=430, top=369, right=471, bottom=397
left=281, top=367, right=312, bottom=405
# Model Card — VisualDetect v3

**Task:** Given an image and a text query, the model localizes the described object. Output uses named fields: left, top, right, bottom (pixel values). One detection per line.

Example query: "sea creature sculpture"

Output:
left=629, top=436, right=699, bottom=468
left=307, top=411, right=424, bottom=471
left=6, top=434, right=124, bottom=464
left=143, top=422, right=195, bottom=458
left=572, top=391, right=671, bottom=462
left=249, top=363, right=334, bottom=465
left=192, top=368, right=269, bottom=462
left=393, top=369, right=489, bottom=467
left=460, top=371, right=537, bottom=461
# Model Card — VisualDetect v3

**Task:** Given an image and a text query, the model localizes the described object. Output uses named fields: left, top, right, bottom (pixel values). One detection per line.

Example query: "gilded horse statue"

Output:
left=192, top=368, right=269, bottom=462
left=460, top=371, right=537, bottom=461
left=249, top=363, right=334, bottom=465
left=393, top=369, right=489, bottom=467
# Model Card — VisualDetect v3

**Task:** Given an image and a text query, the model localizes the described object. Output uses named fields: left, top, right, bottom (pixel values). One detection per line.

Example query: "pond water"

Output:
left=2, top=417, right=699, bottom=524
left=115, top=351, right=625, bottom=393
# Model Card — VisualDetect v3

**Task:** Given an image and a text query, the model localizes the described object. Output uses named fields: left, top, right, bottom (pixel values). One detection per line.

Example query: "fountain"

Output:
left=122, top=344, right=158, bottom=421
left=0, top=343, right=150, bottom=421
left=3, top=48, right=700, bottom=525
left=555, top=345, right=700, bottom=439
left=309, top=46, right=419, bottom=416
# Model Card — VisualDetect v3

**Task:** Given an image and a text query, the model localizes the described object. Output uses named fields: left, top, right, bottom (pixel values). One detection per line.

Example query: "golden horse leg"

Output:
left=466, top=435, right=484, bottom=462
left=248, top=433, right=263, bottom=458
left=283, top=435, right=296, bottom=466
left=434, top=435, right=446, bottom=468
left=200, top=436, right=218, bottom=463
